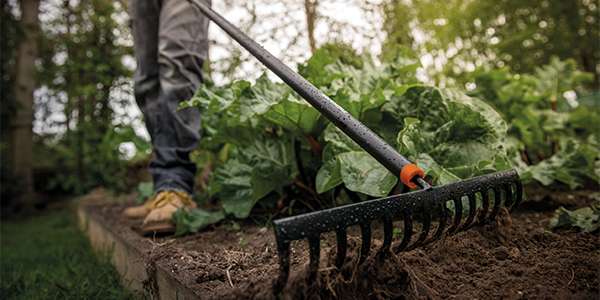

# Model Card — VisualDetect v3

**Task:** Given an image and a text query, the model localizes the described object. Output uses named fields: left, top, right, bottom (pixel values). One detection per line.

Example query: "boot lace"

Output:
left=144, top=190, right=192, bottom=210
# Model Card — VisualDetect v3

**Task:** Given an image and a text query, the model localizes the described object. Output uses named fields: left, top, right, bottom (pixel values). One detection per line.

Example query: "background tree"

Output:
left=1, top=0, right=24, bottom=207
left=207, top=0, right=382, bottom=84
left=381, top=0, right=599, bottom=88
left=35, top=0, right=135, bottom=195
left=5, top=0, right=40, bottom=208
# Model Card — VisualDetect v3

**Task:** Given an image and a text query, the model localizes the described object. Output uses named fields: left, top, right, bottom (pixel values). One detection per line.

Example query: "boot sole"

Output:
left=142, top=221, right=176, bottom=236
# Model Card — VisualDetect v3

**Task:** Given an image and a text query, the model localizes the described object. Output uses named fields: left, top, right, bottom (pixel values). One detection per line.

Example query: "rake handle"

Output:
left=188, top=0, right=430, bottom=190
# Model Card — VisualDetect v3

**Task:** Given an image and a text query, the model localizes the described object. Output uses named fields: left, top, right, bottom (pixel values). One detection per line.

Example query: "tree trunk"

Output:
left=304, top=0, right=317, bottom=54
left=77, top=95, right=85, bottom=190
left=10, top=0, right=40, bottom=207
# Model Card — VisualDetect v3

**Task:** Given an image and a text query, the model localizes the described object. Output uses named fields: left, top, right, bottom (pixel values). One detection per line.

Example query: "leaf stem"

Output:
left=519, top=150, right=531, bottom=166
left=266, top=128, right=278, bottom=137
left=294, top=177, right=330, bottom=204
left=293, top=138, right=317, bottom=208
left=307, top=134, right=322, bottom=158
left=345, top=185, right=363, bottom=203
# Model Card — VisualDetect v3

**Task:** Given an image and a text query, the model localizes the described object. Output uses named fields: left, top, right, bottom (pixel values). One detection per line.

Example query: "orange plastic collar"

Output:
left=400, top=164, right=425, bottom=188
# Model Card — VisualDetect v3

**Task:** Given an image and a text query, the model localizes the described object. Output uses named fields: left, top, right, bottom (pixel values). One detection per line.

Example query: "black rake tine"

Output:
left=512, top=180, right=524, bottom=211
left=377, top=215, right=394, bottom=258
left=335, top=228, right=347, bottom=268
left=274, top=241, right=291, bottom=293
left=476, top=189, right=490, bottom=225
left=503, top=183, right=514, bottom=208
left=411, top=208, right=431, bottom=249
left=505, top=181, right=524, bottom=212
left=359, top=222, right=371, bottom=264
left=488, top=186, right=502, bottom=221
left=468, top=193, right=478, bottom=224
left=446, top=198, right=462, bottom=235
left=308, top=235, right=321, bottom=280
left=424, top=203, right=448, bottom=245
left=459, top=193, right=478, bottom=231
left=393, top=211, right=413, bottom=253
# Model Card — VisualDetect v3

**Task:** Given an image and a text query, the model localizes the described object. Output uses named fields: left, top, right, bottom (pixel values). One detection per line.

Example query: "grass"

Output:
left=1, top=203, right=141, bottom=300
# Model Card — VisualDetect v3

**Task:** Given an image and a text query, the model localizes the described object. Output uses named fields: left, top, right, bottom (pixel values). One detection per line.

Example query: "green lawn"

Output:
left=1, top=203, right=141, bottom=299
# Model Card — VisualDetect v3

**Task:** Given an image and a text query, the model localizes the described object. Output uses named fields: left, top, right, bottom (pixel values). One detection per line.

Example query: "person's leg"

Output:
left=129, top=0, right=160, bottom=139
left=123, top=0, right=208, bottom=232
left=148, top=0, right=210, bottom=196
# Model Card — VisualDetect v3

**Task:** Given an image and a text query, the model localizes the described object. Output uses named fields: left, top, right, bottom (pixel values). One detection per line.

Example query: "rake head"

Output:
left=272, top=169, right=523, bottom=293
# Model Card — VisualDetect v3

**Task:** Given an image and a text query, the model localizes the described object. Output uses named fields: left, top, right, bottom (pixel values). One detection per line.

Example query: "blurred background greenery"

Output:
left=1, top=0, right=598, bottom=209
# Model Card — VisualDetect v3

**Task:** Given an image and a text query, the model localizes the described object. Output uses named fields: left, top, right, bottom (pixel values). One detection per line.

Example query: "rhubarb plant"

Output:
left=467, top=57, right=598, bottom=189
left=172, top=47, right=515, bottom=234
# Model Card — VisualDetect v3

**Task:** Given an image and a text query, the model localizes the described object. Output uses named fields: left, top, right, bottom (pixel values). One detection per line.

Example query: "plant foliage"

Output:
left=550, top=199, right=600, bottom=233
left=466, top=57, right=598, bottom=189
left=175, top=47, right=512, bottom=234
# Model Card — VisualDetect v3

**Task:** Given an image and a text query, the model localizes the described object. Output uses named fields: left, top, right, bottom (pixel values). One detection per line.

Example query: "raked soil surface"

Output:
left=79, top=183, right=599, bottom=300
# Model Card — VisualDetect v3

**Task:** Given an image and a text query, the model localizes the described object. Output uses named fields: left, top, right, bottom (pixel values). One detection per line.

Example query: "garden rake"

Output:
left=188, top=0, right=524, bottom=294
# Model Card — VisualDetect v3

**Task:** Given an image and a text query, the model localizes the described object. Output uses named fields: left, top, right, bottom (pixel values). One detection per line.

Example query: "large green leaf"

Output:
left=210, top=159, right=254, bottom=218
left=238, top=74, right=289, bottom=122
left=316, top=125, right=398, bottom=196
left=396, top=86, right=509, bottom=185
left=549, top=201, right=600, bottom=233
left=567, top=105, right=600, bottom=140
left=338, top=152, right=398, bottom=197
left=527, top=138, right=599, bottom=189
left=534, top=56, right=594, bottom=104
left=389, top=45, right=421, bottom=79
left=298, top=49, right=336, bottom=87
left=317, top=86, right=509, bottom=194
left=329, top=87, right=392, bottom=122
left=242, top=135, right=297, bottom=202
left=180, top=80, right=240, bottom=115
left=261, top=91, right=323, bottom=137
left=173, top=208, right=225, bottom=237
left=208, top=135, right=297, bottom=218
left=315, top=157, right=343, bottom=193
left=325, top=55, right=392, bottom=95
left=199, top=114, right=256, bottom=149
left=383, top=85, right=450, bottom=134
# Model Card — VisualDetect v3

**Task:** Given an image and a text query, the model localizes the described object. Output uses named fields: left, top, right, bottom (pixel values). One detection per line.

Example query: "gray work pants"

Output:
left=129, top=0, right=210, bottom=196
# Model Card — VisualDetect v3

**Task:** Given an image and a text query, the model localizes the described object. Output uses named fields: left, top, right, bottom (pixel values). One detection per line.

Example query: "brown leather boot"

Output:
left=122, top=195, right=157, bottom=219
left=140, top=190, right=197, bottom=235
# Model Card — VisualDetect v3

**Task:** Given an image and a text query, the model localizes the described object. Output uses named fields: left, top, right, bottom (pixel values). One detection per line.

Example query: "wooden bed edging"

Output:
left=76, top=204, right=200, bottom=300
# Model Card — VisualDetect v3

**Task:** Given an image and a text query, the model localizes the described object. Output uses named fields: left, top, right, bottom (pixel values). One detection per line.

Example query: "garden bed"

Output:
left=77, top=184, right=599, bottom=299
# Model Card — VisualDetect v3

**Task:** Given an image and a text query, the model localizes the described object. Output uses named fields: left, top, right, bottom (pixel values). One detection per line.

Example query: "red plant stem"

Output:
left=294, top=178, right=329, bottom=203
left=292, top=138, right=318, bottom=209
left=537, top=150, right=545, bottom=162
left=267, top=128, right=278, bottom=137
left=520, top=151, right=531, bottom=166
left=307, top=134, right=322, bottom=158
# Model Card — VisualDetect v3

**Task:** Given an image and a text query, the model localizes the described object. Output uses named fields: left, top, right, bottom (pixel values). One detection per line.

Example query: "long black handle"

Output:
left=188, top=0, right=430, bottom=190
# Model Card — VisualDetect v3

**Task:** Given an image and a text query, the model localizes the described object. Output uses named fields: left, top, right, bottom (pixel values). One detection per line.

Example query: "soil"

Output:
left=79, top=183, right=600, bottom=300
